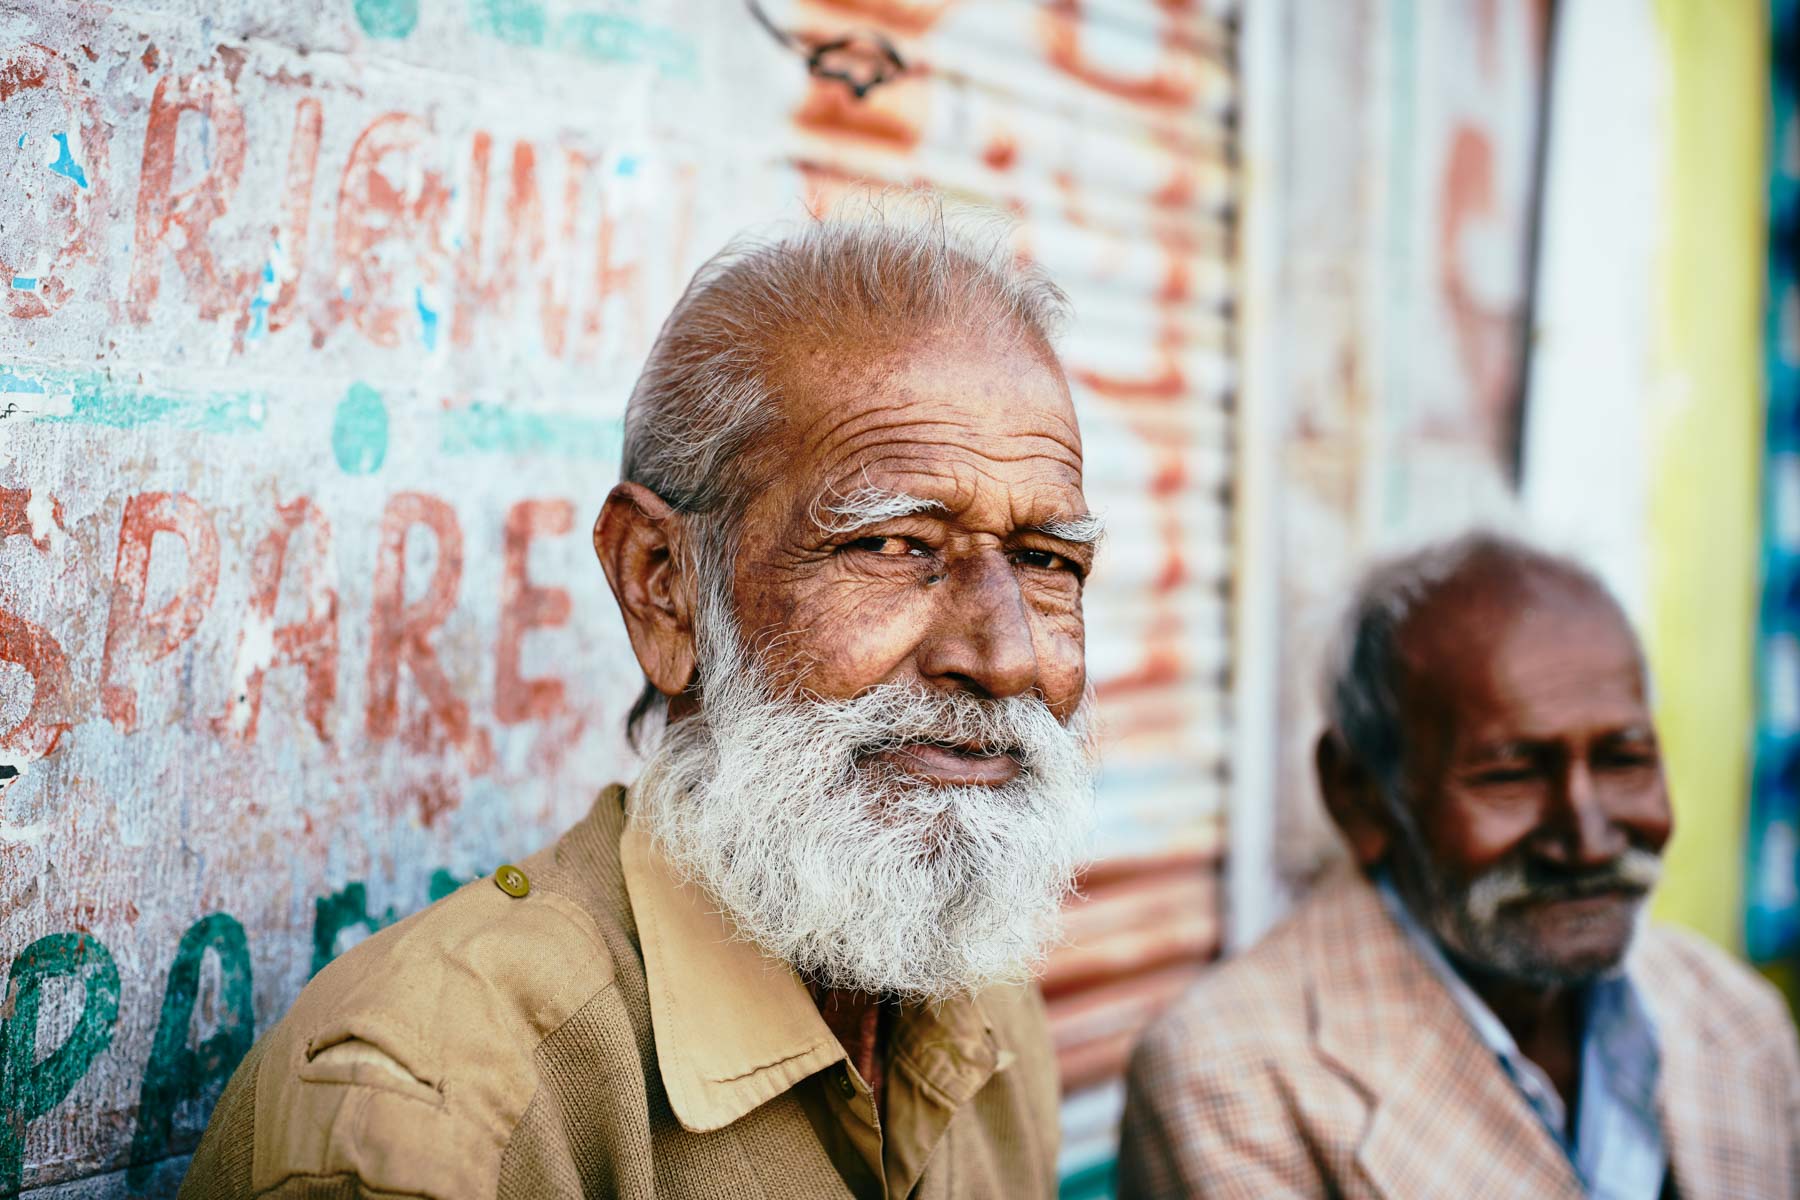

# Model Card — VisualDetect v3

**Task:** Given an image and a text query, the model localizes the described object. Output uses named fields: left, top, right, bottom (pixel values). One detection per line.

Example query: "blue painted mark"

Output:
left=558, top=12, right=698, bottom=78
left=15, top=134, right=24, bottom=149
left=331, top=382, right=389, bottom=475
left=468, top=2, right=697, bottom=80
left=355, top=0, right=419, bottom=38
left=414, top=286, right=440, bottom=351
left=0, top=371, right=44, bottom=394
left=30, top=374, right=263, bottom=433
left=471, top=0, right=547, bottom=46
left=47, top=133, right=87, bottom=189
left=245, top=244, right=281, bottom=343
left=440, top=402, right=623, bottom=461
left=615, top=155, right=638, bottom=177
left=10, top=277, right=35, bottom=291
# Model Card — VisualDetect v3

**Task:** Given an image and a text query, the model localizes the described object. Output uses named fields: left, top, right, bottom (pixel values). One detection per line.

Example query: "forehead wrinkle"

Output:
left=780, top=342, right=1080, bottom=441
left=797, top=397, right=1082, bottom=471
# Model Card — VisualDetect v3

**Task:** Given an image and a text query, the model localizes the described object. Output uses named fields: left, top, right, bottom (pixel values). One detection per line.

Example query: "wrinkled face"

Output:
left=728, top=327, right=1095, bottom=778
left=1388, top=583, right=1673, bottom=986
left=630, top=326, right=1101, bottom=999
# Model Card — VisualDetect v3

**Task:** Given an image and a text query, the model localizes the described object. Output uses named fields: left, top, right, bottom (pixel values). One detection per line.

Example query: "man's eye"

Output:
left=1470, top=766, right=1537, bottom=786
left=845, top=536, right=919, bottom=557
left=1013, top=549, right=1071, bottom=572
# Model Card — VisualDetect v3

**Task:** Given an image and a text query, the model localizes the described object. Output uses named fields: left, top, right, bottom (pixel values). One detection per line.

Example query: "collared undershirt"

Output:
left=1375, top=872, right=1667, bottom=1200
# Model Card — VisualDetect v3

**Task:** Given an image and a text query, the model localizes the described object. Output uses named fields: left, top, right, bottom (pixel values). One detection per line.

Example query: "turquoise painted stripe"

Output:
left=467, top=0, right=697, bottom=79
left=29, top=375, right=264, bottom=434
left=439, top=401, right=622, bottom=461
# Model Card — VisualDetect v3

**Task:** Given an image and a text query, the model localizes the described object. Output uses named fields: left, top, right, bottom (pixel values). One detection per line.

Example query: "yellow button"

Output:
left=494, top=864, right=530, bottom=898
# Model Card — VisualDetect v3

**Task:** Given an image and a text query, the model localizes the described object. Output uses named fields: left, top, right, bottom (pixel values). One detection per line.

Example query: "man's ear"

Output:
left=1315, top=730, right=1392, bottom=867
left=594, top=483, right=698, bottom=699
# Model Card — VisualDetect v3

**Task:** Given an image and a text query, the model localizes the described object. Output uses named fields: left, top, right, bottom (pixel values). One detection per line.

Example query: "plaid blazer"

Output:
left=1118, top=870, right=1800, bottom=1199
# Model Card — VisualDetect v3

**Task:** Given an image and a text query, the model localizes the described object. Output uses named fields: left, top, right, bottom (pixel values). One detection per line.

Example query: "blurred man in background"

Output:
left=1119, top=532, right=1800, bottom=1199
left=181, top=200, right=1099, bottom=1199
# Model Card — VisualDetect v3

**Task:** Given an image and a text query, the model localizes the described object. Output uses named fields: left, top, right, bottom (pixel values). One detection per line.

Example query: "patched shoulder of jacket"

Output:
left=243, top=854, right=618, bottom=1197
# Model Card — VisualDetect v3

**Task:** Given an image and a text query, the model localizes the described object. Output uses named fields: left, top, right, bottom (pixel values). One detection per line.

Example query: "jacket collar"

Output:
left=1302, top=869, right=1585, bottom=1200
left=620, top=819, right=846, bottom=1133
left=1633, top=929, right=1785, bottom=1200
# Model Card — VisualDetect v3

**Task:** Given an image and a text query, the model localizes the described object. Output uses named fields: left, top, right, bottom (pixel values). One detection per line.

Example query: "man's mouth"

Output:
left=870, top=740, right=1022, bottom=787
left=1513, top=882, right=1650, bottom=913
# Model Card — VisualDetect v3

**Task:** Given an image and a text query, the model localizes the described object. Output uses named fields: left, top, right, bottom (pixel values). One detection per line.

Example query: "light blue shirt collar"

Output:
left=1375, top=871, right=1666, bottom=1200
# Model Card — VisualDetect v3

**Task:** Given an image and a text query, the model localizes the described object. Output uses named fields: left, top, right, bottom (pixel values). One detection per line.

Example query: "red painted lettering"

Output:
left=452, top=134, right=543, bottom=347
left=539, top=148, right=591, bottom=358
left=0, top=610, right=72, bottom=762
left=0, top=488, right=64, bottom=551
left=127, top=69, right=251, bottom=323
left=333, top=113, right=451, bottom=347
left=100, top=493, right=221, bottom=733
left=267, top=97, right=324, bottom=334
left=365, top=493, right=489, bottom=770
left=578, top=209, right=646, bottom=360
left=495, top=499, right=573, bottom=725
left=216, top=498, right=339, bottom=742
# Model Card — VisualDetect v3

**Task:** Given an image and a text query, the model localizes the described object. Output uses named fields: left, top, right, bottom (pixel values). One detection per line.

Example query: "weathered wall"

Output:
left=1260, top=0, right=1546, bottom=897
left=1518, top=0, right=1768, bottom=957
left=0, top=1, right=1236, bottom=1194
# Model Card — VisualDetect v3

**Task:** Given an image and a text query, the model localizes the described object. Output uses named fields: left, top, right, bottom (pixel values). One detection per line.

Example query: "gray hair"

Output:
left=619, top=193, right=1072, bottom=743
left=1323, top=530, right=1631, bottom=801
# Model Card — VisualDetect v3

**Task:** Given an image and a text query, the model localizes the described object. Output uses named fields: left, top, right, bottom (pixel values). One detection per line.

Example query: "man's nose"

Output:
left=1548, top=761, right=1627, bottom=866
left=914, top=551, right=1039, bottom=699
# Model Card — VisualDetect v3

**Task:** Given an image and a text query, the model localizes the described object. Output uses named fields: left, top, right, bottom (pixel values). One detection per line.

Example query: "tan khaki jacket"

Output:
left=1118, top=869, right=1800, bottom=1200
left=180, top=786, right=1060, bottom=1199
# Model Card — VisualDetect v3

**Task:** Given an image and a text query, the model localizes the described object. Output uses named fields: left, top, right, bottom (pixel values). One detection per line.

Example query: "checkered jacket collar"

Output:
left=1296, top=869, right=1790, bottom=1200
left=1300, top=870, right=1586, bottom=1200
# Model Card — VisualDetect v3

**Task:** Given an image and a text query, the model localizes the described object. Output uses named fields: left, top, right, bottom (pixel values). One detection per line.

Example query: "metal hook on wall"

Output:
left=744, top=0, right=907, bottom=99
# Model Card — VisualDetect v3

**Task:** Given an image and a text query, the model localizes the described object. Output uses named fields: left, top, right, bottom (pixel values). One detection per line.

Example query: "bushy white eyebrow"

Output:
left=815, top=487, right=949, bottom=534
left=1031, top=512, right=1106, bottom=545
left=816, top=486, right=1105, bottom=546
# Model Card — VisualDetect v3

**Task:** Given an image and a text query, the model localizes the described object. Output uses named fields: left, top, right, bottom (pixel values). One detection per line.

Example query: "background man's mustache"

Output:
left=1466, top=848, right=1664, bottom=915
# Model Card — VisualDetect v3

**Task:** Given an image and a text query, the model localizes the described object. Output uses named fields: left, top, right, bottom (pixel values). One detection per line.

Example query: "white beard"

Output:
left=631, top=597, right=1097, bottom=1001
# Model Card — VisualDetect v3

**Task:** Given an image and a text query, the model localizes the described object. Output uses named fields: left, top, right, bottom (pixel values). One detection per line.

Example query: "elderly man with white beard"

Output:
left=181, top=201, right=1100, bottom=1200
left=1118, top=533, right=1800, bottom=1200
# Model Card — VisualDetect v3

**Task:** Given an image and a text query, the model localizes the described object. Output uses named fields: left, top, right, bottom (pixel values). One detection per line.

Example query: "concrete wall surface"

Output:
left=0, top=1, right=1238, bottom=1193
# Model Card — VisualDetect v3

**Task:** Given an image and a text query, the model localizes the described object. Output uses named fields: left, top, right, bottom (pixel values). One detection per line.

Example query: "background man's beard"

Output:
left=1388, top=806, right=1663, bottom=987
left=632, top=602, right=1098, bottom=1001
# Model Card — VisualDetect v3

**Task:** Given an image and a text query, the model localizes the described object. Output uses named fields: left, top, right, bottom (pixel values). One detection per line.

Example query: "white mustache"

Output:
left=1464, top=848, right=1663, bottom=925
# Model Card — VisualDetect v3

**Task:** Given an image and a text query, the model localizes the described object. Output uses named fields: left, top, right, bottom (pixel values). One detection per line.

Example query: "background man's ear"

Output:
left=594, top=483, right=698, bottom=699
left=1315, top=730, right=1393, bottom=867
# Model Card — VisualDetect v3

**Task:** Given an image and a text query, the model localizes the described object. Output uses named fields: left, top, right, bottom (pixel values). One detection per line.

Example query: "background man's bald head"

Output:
left=1325, top=532, right=1645, bottom=801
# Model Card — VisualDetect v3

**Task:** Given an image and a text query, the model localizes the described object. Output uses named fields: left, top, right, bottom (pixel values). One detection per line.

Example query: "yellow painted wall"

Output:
left=1647, top=0, right=1766, bottom=950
